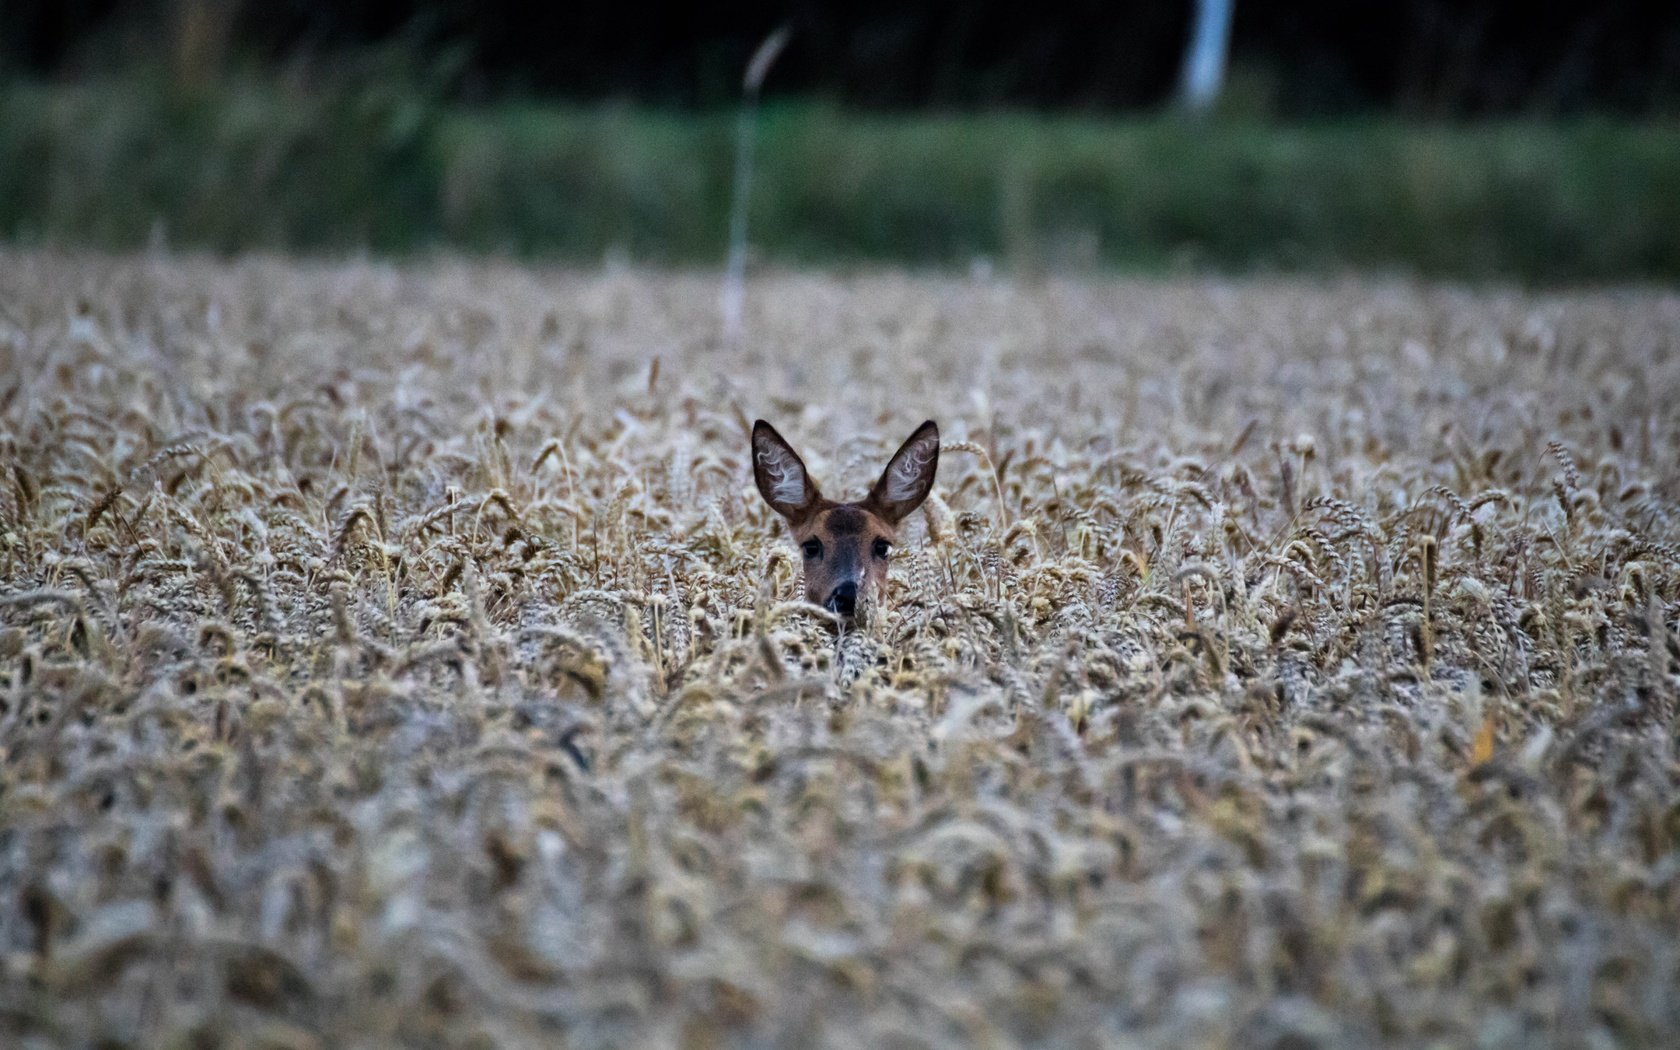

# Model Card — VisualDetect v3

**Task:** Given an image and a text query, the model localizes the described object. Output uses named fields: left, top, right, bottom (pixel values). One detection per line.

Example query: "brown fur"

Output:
left=752, top=419, right=940, bottom=621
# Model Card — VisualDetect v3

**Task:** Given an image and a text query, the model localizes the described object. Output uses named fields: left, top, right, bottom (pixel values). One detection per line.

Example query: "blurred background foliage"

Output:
left=2, top=0, right=1678, bottom=279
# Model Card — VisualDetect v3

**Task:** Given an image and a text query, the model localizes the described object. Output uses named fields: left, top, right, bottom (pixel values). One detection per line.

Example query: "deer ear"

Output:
left=752, top=420, right=819, bottom=521
left=868, top=420, right=939, bottom=524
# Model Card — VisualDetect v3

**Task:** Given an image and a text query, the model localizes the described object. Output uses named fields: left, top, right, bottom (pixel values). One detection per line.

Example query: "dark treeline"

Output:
left=6, top=0, right=1680, bottom=115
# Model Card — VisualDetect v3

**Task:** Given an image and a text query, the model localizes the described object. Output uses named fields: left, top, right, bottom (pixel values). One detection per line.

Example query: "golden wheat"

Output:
left=1, top=250, right=1678, bottom=1048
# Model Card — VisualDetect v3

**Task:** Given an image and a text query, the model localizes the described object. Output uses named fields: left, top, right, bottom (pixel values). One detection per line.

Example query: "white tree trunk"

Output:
left=1180, top=0, right=1236, bottom=114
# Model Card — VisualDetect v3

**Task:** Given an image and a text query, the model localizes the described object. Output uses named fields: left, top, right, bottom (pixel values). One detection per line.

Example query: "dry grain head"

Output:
left=1, top=252, right=1679, bottom=1048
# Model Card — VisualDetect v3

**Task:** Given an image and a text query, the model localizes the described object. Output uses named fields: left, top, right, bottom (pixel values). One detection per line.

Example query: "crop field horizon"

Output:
left=2, top=250, right=1678, bottom=1048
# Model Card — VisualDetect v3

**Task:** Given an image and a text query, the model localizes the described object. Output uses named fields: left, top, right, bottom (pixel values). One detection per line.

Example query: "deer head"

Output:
left=752, top=419, right=940, bottom=623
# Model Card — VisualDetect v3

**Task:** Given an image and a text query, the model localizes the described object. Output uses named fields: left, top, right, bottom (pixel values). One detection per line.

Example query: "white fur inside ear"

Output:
left=757, top=444, right=807, bottom=505
left=884, top=437, right=936, bottom=502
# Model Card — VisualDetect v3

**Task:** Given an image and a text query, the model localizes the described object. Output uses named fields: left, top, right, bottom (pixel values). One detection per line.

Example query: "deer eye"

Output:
left=872, top=538, right=891, bottom=559
left=802, top=538, right=823, bottom=560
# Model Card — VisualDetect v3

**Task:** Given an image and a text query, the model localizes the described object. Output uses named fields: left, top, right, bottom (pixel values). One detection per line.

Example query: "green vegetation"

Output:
left=3, top=78, right=1679, bottom=279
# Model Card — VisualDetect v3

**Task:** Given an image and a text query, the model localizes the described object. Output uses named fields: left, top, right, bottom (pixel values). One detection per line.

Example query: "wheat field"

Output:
left=2, top=251, right=1678, bottom=1049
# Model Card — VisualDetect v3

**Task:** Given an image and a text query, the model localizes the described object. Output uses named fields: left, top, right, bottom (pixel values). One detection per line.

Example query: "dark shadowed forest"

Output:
left=9, top=0, right=1680, bottom=114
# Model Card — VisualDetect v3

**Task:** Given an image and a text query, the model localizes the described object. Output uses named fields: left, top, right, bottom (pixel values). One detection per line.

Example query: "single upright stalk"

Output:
left=722, top=25, right=791, bottom=342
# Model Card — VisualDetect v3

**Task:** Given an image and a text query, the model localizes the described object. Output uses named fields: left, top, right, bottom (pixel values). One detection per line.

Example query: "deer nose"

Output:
left=825, top=581, right=858, bottom=618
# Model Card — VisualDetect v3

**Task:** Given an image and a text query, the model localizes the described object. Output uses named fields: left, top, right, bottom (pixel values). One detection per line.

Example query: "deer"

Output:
left=752, top=419, right=939, bottom=624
